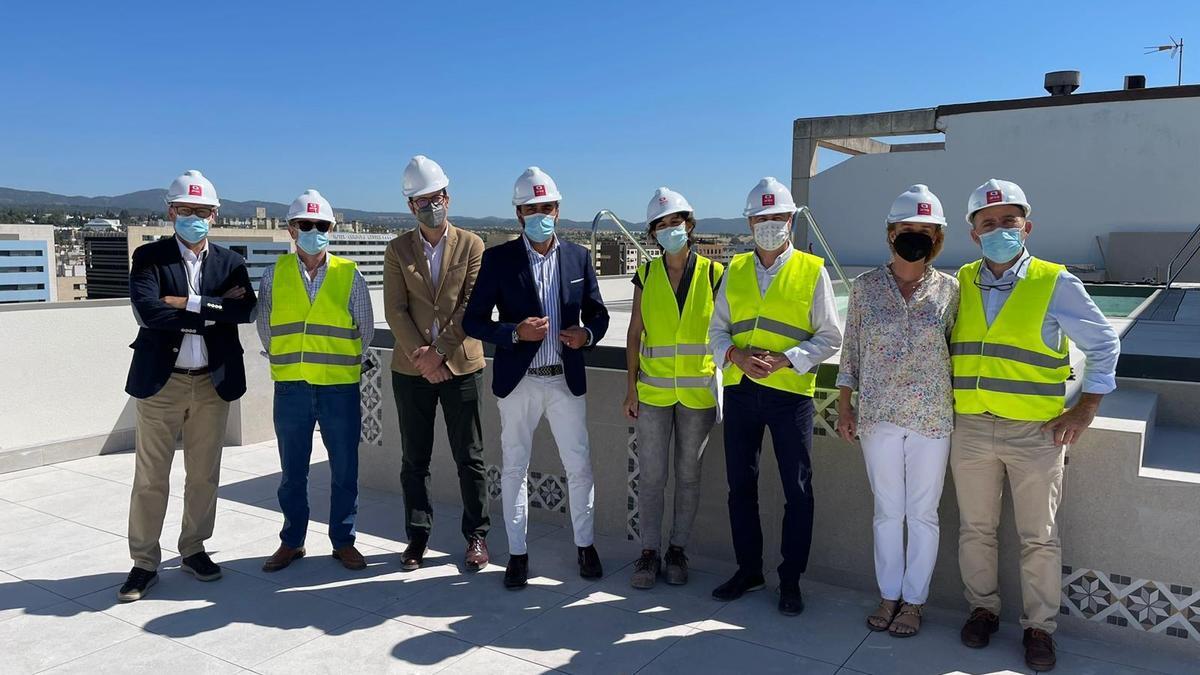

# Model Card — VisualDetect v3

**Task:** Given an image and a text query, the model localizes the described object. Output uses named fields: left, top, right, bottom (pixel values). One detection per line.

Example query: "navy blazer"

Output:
left=463, top=237, right=609, bottom=398
left=125, top=237, right=258, bottom=402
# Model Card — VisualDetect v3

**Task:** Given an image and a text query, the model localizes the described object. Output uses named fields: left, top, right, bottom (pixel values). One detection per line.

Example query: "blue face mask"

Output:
left=174, top=215, right=210, bottom=244
left=655, top=224, right=689, bottom=254
left=523, top=213, right=555, bottom=243
left=297, top=230, right=329, bottom=255
left=979, top=227, right=1025, bottom=264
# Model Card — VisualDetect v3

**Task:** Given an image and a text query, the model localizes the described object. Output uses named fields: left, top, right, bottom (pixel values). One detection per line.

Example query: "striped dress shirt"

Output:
left=524, top=235, right=562, bottom=368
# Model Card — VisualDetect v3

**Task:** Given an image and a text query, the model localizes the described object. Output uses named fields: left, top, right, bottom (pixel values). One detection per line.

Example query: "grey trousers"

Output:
left=635, top=402, right=715, bottom=551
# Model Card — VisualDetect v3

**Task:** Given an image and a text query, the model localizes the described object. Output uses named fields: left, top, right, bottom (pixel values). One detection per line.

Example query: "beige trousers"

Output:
left=950, top=412, right=1065, bottom=632
left=128, top=373, right=229, bottom=570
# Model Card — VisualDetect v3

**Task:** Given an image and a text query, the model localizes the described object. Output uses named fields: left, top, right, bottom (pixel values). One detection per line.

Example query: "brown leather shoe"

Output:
left=262, top=544, right=305, bottom=572
left=401, top=538, right=427, bottom=572
left=1023, top=628, right=1057, bottom=672
left=961, top=607, right=1000, bottom=648
left=464, top=537, right=489, bottom=571
left=332, top=545, right=367, bottom=571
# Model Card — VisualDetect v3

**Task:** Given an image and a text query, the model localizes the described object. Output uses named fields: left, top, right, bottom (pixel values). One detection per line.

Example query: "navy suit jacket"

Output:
left=463, top=237, right=609, bottom=398
left=125, top=237, right=258, bottom=402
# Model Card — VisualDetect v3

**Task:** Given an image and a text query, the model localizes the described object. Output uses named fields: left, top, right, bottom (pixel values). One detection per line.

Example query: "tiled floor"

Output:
left=0, top=439, right=1195, bottom=674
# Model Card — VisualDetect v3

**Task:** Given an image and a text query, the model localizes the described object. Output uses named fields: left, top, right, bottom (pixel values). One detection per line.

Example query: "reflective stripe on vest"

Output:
left=268, top=253, right=363, bottom=385
left=950, top=257, right=1071, bottom=421
left=636, top=254, right=723, bottom=409
left=723, top=250, right=822, bottom=397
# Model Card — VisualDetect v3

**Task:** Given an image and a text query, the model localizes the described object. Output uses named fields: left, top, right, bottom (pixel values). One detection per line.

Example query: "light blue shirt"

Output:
left=975, top=249, right=1120, bottom=395
left=524, top=234, right=562, bottom=368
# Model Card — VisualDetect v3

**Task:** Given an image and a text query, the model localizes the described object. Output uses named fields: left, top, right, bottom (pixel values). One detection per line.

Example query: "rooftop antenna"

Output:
left=1144, top=36, right=1184, bottom=86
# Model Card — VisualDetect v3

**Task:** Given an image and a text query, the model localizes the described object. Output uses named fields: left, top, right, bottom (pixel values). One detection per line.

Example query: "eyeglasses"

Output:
left=293, top=220, right=332, bottom=233
left=174, top=206, right=213, bottom=218
left=972, top=265, right=1015, bottom=292
left=411, top=193, right=447, bottom=209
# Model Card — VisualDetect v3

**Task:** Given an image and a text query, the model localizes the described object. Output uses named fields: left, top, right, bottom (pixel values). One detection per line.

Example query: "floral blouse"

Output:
left=836, top=264, right=960, bottom=439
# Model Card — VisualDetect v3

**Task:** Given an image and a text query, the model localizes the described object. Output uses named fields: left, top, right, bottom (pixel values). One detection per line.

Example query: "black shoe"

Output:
left=779, top=582, right=804, bottom=616
left=712, top=570, right=766, bottom=601
left=961, top=607, right=1001, bottom=648
left=578, top=545, right=603, bottom=579
left=663, top=545, right=689, bottom=586
left=180, top=552, right=222, bottom=582
left=116, top=567, right=158, bottom=602
left=504, top=554, right=529, bottom=589
left=401, top=535, right=428, bottom=572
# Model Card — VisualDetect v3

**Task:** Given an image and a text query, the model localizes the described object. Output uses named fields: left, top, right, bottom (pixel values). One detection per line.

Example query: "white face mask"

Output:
left=753, top=218, right=790, bottom=251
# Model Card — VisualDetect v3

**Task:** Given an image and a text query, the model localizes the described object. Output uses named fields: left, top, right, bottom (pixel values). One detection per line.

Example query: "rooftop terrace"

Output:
left=3, top=437, right=1198, bottom=674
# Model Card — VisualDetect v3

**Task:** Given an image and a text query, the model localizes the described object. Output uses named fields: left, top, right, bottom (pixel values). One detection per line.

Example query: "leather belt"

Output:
left=172, top=366, right=211, bottom=376
left=527, top=364, right=564, bottom=377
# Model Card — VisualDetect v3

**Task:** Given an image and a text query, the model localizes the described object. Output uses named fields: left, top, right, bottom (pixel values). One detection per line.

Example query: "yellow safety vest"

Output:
left=723, top=250, right=822, bottom=397
left=269, top=253, right=363, bottom=385
left=636, top=254, right=724, bottom=409
left=950, top=257, right=1070, bottom=421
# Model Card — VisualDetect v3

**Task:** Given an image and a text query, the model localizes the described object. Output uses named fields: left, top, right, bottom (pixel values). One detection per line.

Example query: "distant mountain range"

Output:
left=0, top=186, right=748, bottom=235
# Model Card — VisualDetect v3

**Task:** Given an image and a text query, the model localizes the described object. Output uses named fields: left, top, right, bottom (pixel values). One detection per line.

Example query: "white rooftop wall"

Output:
left=808, top=97, right=1200, bottom=270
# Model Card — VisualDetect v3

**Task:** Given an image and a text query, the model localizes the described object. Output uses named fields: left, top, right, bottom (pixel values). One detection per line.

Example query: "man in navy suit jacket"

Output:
left=118, top=170, right=257, bottom=603
left=463, top=166, right=609, bottom=590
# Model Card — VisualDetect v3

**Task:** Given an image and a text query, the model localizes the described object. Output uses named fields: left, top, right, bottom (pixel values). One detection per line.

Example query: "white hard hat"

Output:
left=887, top=184, right=947, bottom=228
left=165, top=169, right=220, bottom=207
left=743, top=177, right=796, bottom=217
left=645, top=187, right=693, bottom=224
left=402, top=155, right=450, bottom=198
left=287, top=189, right=335, bottom=224
left=966, top=178, right=1031, bottom=225
left=512, top=166, right=562, bottom=206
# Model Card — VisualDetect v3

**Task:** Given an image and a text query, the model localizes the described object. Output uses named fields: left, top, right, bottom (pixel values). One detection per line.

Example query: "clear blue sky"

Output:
left=1, top=1, right=1194, bottom=220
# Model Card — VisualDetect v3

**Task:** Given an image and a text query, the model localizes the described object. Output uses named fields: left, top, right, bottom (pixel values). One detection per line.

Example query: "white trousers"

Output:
left=860, top=421, right=951, bottom=604
left=497, top=375, right=595, bottom=554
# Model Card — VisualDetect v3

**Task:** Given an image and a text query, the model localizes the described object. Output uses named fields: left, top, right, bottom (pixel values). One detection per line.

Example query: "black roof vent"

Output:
left=1045, top=70, right=1081, bottom=96
left=1125, top=74, right=1147, bottom=90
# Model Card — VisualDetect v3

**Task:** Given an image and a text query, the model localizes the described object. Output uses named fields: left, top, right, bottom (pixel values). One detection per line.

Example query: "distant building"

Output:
left=328, top=231, right=393, bottom=287
left=595, top=239, right=649, bottom=276
left=0, top=224, right=57, bottom=303
left=82, top=218, right=121, bottom=231
left=84, top=226, right=293, bottom=299
left=56, top=276, right=87, bottom=302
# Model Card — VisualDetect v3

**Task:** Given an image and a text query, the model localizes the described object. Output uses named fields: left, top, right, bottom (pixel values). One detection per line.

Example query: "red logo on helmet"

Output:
left=188, top=185, right=203, bottom=196
left=762, top=194, right=776, bottom=207
left=985, top=189, right=1003, bottom=204
left=306, top=203, right=320, bottom=213
left=533, top=185, right=547, bottom=197
left=917, top=202, right=932, bottom=216
left=658, top=196, right=668, bottom=205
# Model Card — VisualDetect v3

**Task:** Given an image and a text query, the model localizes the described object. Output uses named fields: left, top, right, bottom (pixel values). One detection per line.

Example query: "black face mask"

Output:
left=892, top=231, right=933, bottom=262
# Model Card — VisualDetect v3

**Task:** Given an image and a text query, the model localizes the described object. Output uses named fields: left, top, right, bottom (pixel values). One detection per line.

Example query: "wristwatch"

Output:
left=511, top=328, right=520, bottom=344
left=433, top=343, right=447, bottom=358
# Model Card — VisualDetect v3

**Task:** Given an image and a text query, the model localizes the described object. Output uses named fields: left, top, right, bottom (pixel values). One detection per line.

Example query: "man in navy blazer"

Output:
left=464, top=166, right=609, bottom=590
left=118, top=170, right=257, bottom=603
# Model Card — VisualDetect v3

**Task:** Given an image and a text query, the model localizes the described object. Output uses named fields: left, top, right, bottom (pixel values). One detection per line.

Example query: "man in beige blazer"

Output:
left=385, top=155, right=490, bottom=571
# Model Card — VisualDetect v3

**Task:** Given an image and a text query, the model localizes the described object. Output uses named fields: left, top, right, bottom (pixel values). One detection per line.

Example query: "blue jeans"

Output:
left=273, top=381, right=361, bottom=549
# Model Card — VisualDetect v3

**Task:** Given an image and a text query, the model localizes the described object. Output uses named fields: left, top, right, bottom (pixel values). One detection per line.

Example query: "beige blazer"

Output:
left=383, top=224, right=486, bottom=376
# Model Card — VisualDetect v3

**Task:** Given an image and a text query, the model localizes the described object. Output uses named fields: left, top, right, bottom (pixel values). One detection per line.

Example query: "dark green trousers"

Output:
left=392, top=370, right=490, bottom=541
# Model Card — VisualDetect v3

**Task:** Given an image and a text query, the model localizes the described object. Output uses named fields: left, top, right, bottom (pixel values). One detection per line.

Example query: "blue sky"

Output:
left=1, top=1, right=1195, bottom=220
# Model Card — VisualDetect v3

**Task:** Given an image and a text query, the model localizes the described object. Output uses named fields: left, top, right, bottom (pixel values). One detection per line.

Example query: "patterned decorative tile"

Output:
left=626, top=426, right=640, bottom=542
left=811, top=388, right=840, bottom=437
left=484, top=465, right=568, bottom=514
left=358, top=348, right=384, bottom=447
left=1061, top=566, right=1200, bottom=642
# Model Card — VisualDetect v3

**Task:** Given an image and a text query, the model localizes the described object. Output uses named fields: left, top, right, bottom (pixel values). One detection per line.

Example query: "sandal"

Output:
left=888, top=602, right=923, bottom=638
left=866, top=599, right=899, bottom=631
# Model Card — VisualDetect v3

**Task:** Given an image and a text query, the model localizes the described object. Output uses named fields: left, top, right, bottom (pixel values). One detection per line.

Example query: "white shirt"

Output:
left=421, top=228, right=448, bottom=340
left=975, top=249, right=1120, bottom=394
left=709, top=243, right=843, bottom=375
left=524, top=234, right=563, bottom=368
left=177, top=237, right=210, bottom=369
